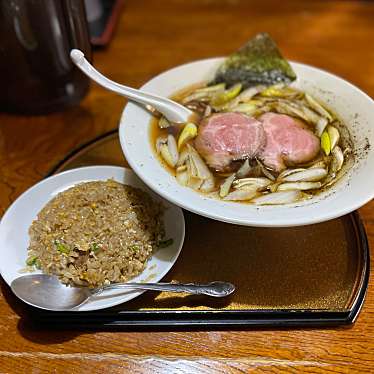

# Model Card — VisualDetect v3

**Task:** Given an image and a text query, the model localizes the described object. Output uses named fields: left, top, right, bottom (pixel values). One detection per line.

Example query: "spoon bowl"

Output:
left=11, top=274, right=90, bottom=311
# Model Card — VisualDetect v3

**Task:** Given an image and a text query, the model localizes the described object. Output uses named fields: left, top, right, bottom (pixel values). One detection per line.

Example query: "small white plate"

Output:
left=119, top=58, right=374, bottom=227
left=0, top=166, right=185, bottom=311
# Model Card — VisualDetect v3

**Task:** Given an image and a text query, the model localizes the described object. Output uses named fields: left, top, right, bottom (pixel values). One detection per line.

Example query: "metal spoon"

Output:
left=70, top=49, right=194, bottom=123
left=11, top=274, right=235, bottom=311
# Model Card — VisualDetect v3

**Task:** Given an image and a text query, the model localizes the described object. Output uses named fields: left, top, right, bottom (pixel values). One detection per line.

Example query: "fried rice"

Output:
left=26, top=179, right=165, bottom=287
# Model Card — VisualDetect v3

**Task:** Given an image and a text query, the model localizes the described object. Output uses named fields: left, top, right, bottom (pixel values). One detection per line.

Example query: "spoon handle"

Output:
left=70, top=49, right=192, bottom=123
left=91, top=281, right=235, bottom=298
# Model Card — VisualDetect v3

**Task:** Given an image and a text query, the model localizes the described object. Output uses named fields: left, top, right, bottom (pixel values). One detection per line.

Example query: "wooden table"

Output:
left=1, top=0, right=373, bottom=372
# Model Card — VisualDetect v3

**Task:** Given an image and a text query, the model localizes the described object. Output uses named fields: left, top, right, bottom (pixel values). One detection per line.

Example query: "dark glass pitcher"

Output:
left=0, top=0, right=92, bottom=114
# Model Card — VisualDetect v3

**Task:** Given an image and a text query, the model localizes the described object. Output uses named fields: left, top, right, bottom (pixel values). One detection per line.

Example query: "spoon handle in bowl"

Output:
left=91, top=281, right=235, bottom=298
left=70, top=49, right=192, bottom=123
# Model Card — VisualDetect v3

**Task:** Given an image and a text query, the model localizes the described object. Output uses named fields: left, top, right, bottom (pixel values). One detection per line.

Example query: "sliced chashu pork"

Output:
left=259, top=113, right=320, bottom=171
left=194, top=112, right=265, bottom=172
left=194, top=112, right=320, bottom=172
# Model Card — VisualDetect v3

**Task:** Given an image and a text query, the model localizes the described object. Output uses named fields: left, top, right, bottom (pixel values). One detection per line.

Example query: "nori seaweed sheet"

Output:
left=212, top=33, right=296, bottom=88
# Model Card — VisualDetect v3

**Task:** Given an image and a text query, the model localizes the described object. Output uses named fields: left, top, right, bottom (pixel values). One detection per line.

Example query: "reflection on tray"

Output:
left=122, top=212, right=360, bottom=311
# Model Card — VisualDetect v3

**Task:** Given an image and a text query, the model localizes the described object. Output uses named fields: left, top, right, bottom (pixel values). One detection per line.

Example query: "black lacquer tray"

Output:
left=20, top=131, right=370, bottom=328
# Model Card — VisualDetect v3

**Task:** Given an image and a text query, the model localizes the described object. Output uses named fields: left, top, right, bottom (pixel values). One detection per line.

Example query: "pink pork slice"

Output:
left=194, top=112, right=265, bottom=171
left=259, top=112, right=320, bottom=171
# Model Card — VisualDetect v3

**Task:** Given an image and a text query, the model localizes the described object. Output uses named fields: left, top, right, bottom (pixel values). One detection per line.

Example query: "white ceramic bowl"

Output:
left=0, top=166, right=185, bottom=311
left=119, top=58, right=374, bottom=227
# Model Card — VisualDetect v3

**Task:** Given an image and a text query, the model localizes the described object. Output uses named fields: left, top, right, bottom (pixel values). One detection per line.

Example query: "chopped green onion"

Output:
left=26, top=256, right=38, bottom=266
left=129, top=245, right=140, bottom=251
left=91, top=243, right=100, bottom=253
left=158, top=238, right=174, bottom=248
left=54, top=240, right=70, bottom=254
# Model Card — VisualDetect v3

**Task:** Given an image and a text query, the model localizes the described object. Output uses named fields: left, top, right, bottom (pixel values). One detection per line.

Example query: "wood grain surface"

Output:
left=0, top=0, right=374, bottom=372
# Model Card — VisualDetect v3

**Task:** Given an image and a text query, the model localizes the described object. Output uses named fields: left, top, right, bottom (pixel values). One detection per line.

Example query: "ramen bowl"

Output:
left=119, top=58, right=374, bottom=227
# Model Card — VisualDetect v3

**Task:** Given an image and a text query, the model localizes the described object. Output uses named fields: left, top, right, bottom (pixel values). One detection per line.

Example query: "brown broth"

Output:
left=149, top=116, right=177, bottom=176
left=149, top=83, right=354, bottom=202
left=149, top=82, right=207, bottom=176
